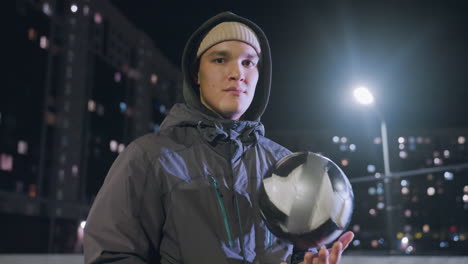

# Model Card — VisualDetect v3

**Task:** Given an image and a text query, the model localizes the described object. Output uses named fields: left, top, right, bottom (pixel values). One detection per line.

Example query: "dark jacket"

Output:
left=84, top=12, right=293, bottom=264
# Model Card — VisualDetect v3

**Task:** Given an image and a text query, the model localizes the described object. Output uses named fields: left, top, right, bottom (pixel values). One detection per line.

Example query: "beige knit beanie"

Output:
left=196, top=22, right=261, bottom=58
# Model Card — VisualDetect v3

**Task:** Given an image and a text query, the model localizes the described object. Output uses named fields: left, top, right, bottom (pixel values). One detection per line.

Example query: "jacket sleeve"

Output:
left=84, top=141, right=165, bottom=264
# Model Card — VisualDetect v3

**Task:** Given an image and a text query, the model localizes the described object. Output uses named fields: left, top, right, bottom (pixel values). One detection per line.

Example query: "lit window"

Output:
left=88, top=100, right=96, bottom=112
left=398, top=137, right=405, bottom=144
left=405, top=246, right=414, bottom=254
left=374, top=173, right=382, bottom=179
left=399, top=143, right=405, bottom=150
left=118, top=144, right=125, bottom=153
left=399, top=151, right=408, bottom=159
left=404, top=209, right=412, bottom=217
left=28, top=28, right=37, bottom=41
left=340, top=137, right=347, bottom=143
left=17, top=140, right=28, bottom=155
left=374, top=137, right=382, bottom=144
left=70, top=4, right=78, bottom=13
left=377, top=202, right=385, bottom=209
left=443, top=150, right=450, bottom=158
left=433, top=151, right=440, bottom=157
left=444, top=171, right=454, bottom=181
left=371, top=240, right=378, bottom=248
left=415, top=232, right=422, bottom=239
left=40, top=36, right=48, bottom=49
left=401, top=237, right=409, bottom=245
left=83, top=5, right=90, bottom=16
left=427, top=187, right=435, bottom=196
left=160, top=105, right=166, bottom=114
left=416, top=136, right=423, bottom=144
left=110, top=140, right=118, bottom=152
left=463, top=195, right=468, bottom=203
left=114, top=72, right=122, bottom=82
left=94, top=12, right=102, bottom=24
left=458, top=136, right=466, bottom=144
left=401, top=179, right=408, bottom=187
left=72, top=165, right=79, bottom=176
left=369, top=208, right=376, bottom=216
left=376, top=185, right=384, bottom=195
left=0, top=153, right=13, bottom=171
left=352, top=224, right=360, bottom=232
left=151, top=74, right=158, bottom=85
left=433, top=157, right=442, bottom=166
left=349, top=144, right=356, bottom=152
left=42, top=2, right=52, bottom=16
left=332, top=136, right=339, bottom=143
left=427, top=174, right=434, bottom=181
left=401, top=187, right=409, bottom=195
left=29, top=184, right=37, bottom=198
left=367, top=164, right=376, bottom=173
left=464, top=185, right=468, bottom=194
left=120, top=102, right=127, bottom=113
left=339, top=145, right=347, bottom=152
left=340, top=159, right=349, bottom=167
left=353, top=240, right=360, bottom=246
left=368, top=187, right=376, bottom=195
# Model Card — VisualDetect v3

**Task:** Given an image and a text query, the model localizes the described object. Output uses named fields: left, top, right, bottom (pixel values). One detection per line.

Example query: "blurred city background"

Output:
left=1, top=0, right=467, bottom=262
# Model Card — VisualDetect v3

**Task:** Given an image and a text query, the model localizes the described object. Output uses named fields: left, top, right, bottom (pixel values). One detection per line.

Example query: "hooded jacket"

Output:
left=84, top=12, right=293, bottom=264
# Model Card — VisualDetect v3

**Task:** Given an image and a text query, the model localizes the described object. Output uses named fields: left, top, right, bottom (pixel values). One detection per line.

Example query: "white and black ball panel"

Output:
left=259, top=152, right=354, bottom=249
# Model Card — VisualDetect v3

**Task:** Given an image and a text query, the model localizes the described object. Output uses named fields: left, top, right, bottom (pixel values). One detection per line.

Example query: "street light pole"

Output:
left=353, top=86, right=395, bottom=253
left=380, top=117, right=391, bottom=175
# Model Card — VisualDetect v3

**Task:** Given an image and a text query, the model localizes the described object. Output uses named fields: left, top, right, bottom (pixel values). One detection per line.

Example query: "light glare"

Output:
left=353, top=86, right=374, bottom=105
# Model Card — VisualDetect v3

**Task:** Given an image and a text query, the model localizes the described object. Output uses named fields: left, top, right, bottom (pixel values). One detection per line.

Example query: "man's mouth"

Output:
left=224, top=87, right=245, bottom=94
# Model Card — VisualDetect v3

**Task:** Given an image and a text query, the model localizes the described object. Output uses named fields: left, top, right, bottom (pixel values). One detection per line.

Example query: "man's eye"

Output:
left=243, top=60, right=256, bottom=67
left=214, top=58, right=225, bottom=63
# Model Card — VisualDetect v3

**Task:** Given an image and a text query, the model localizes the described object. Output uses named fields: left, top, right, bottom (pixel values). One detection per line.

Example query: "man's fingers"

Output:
left=318, top=247, right=329, bottom=264
left=338, top=231, right=354, bottom=250
left=303, top=252, right=314, bottom=264
left=329, top=241, right=343, bottom=264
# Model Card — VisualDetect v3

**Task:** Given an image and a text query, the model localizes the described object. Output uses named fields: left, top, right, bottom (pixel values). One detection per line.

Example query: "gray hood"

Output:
left=181, top=11, right=272, bottom=122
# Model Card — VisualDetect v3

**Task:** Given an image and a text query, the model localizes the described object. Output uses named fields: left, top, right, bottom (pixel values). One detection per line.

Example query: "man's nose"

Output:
left=228, top=63, right=245, bottom=81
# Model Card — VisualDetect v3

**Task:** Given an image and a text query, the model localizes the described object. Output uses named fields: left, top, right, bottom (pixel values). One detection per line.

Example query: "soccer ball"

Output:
left=259, top=152, right=354, bottom=250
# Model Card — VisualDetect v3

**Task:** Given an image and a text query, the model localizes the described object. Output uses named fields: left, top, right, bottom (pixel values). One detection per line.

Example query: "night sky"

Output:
left=112, top=0, right=468, bottom=133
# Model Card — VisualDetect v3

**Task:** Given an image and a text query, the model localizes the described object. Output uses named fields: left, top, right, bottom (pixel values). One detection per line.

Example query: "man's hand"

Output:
left=281, top=231, right=354, bottom=264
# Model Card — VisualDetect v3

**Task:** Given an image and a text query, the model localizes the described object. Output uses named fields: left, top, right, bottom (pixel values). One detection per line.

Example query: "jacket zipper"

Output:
left=267, top=230, right=272, bottom=247
left=210, top=176, right=234, bottom=248
left=228, top=138, right=247, bottom=263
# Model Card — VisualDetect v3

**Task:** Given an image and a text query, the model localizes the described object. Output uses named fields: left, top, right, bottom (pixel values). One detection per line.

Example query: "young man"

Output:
left=84, top=12, right=353, bottom=264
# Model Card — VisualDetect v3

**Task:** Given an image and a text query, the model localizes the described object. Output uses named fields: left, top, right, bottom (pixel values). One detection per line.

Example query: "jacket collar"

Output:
left=160, top=104, right=264, bottom=143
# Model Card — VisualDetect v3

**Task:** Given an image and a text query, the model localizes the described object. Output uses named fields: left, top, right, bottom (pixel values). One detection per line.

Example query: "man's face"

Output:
left=197, top=41, right=259, bottom=120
